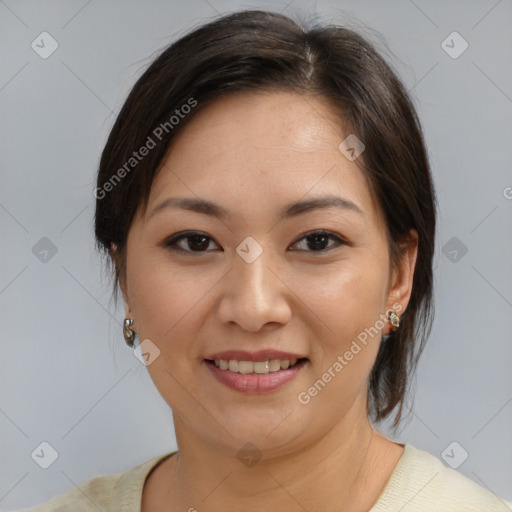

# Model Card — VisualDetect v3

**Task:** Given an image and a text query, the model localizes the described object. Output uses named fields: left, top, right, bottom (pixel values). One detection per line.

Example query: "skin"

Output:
left=117, top=91, right=418, bottom=511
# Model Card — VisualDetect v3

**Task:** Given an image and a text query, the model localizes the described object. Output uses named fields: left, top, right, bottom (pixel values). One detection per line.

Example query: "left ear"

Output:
left=384, top=229, right=418, bottom=332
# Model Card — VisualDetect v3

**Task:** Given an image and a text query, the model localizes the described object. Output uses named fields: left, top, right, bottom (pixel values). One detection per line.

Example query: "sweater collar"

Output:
left=109, top=452, right=176, bottom=511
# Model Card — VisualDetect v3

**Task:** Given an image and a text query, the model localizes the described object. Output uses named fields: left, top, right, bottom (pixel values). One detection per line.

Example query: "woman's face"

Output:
left=122, top=92, right=417, bottom=455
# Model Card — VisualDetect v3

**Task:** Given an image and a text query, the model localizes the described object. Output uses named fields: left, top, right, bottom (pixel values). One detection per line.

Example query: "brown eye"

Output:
left=164, top=232, right=220, bottom=255
left=290, top=231, right=347, bottom=253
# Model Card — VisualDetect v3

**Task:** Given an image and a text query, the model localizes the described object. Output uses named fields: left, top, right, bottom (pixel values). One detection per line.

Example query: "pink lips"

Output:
left=203, top=349, right=308, bottom=394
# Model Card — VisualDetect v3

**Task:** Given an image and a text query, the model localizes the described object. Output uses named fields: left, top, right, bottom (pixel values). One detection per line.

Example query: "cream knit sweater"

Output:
left=21, top=444, right=512, bottom=511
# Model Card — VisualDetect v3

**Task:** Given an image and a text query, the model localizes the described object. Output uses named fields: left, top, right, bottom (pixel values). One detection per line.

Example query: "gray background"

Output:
left=1, top=0, right=511, bottom=509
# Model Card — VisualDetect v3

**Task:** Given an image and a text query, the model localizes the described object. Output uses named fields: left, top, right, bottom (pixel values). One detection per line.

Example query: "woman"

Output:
left=24, top=9, right=512, bottom=512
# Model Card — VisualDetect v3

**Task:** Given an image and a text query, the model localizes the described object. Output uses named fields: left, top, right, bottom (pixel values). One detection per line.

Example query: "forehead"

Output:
left=146, top=91, right=383, bottom=228
left=169, top=91, right=346, bottom=160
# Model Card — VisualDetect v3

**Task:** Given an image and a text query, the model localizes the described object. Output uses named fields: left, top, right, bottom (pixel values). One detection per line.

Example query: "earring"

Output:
left=123, top=318, right=136, bottom=347
left=389, top=310, right=400, bottom=331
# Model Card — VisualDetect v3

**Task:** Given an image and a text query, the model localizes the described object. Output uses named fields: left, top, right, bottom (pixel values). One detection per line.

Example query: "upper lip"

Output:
left=204, top=350, right=307, bottom=362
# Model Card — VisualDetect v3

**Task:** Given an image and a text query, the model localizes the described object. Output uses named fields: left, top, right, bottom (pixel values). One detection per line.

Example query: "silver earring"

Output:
left=123, top=318, right=136, bottom=347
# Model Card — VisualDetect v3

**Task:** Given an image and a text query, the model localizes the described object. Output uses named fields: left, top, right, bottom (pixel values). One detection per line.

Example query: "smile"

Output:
left=211, top=358, right=304, bottom=374
left=204, top=358, right=308, bottom=393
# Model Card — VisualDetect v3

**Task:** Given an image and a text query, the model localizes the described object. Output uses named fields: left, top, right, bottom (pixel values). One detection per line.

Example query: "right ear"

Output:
left=109, top=243, right=131, bottom=314
left=108, top=242, right=117, bottom=262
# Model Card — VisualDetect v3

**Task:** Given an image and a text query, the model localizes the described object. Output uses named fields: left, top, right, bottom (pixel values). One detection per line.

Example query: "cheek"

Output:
left=126, top=254, right=207, bottom=404
left=126, top=246, right=170, bottom=334
left=126, top=249, right=218, bottom=347
left=301, top=257, right=388, bottom=336
left=298, top=255, right=389, bottom=394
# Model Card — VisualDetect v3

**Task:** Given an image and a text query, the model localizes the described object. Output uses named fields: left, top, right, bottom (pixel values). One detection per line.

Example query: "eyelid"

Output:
left=162, top=231, right=220, bottom=255
left=288, top=230, right=348, bottom=251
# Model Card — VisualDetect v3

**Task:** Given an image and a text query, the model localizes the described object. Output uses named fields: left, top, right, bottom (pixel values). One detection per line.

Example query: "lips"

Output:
left=205, top=359, right=307, bottom=393
left=203, top=349, right=309, bottom=393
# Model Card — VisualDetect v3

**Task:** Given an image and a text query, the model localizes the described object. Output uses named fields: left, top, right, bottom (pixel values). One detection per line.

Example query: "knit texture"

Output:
left=21, top=444, right=512, bottom=511
left=369, top=444, right=512, bottom=511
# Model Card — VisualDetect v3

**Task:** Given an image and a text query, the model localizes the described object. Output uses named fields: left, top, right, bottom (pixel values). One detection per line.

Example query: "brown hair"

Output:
left=94, top=9, right=437, bottom=430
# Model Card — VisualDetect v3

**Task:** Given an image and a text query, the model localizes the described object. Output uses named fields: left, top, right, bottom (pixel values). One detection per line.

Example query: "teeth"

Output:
left=213, top=358, right=300, bottom=374
left=269, top=359, right=281, bottom=372
left=238, top=361, right=253, bottom=374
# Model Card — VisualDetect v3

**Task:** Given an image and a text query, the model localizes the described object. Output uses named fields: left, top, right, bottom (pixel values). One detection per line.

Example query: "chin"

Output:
left=210, top=409, right=307, bottom=454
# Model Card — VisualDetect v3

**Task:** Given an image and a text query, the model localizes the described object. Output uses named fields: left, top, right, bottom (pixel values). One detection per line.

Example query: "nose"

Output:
left=216, top=248, right=292, bottom=332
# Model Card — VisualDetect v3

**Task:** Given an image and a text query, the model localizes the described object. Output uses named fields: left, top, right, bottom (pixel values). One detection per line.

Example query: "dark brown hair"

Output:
left=94, top=9, right=437, bottom=430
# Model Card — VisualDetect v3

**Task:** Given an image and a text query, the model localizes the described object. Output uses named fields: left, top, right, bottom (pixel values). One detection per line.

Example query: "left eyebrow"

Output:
left=148, top=194, right=364, bottom=220
left=281, top=195, right=364, bottom=218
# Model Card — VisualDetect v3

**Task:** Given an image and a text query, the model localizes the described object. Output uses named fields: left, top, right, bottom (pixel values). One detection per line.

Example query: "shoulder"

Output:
left=371, top=444, right=512, bottom=511
left=19, top=452, right=175, bottom=512
left=18, top=472, right=123, bottom=512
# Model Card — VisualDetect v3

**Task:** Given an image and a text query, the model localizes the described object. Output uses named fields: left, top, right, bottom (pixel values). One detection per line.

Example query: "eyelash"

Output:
left=162, top=230, right=348, bottom=256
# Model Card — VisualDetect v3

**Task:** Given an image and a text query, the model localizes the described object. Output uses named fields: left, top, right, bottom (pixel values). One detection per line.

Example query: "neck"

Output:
left=164, top=402, right=390, bottom=511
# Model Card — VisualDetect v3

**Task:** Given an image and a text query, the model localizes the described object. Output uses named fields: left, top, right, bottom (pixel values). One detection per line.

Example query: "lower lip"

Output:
left=204, top=360, right=307, bottom=393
